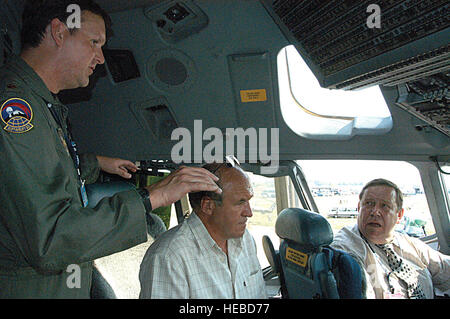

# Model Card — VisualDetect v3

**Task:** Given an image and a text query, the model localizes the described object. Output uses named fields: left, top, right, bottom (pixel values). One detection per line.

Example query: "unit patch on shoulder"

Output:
left=1, top=98, right=34, bottom=133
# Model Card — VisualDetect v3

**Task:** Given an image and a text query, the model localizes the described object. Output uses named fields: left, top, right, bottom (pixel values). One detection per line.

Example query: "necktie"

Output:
left=375, top=243, right=426, bottom=299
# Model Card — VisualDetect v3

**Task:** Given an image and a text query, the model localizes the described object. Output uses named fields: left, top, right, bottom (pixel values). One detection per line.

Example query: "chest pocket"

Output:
left=241, top=268, right=265, bottom=298
left=245, top=269, right=262, bottom=286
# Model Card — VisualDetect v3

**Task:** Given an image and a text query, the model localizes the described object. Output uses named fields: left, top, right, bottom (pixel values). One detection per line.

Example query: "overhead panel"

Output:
left=260, top=0, right=450, bottom=91
left=227, top=52, right=275, bottom=129
left=396, top=73, right=449, bottom=136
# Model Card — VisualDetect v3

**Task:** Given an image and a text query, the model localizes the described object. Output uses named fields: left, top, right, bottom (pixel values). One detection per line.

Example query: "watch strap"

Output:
left=137, top=187, right=152, bottom=212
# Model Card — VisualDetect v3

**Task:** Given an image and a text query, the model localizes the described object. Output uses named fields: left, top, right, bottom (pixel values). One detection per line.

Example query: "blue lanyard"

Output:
left=47, top=102, right=88, bottom=207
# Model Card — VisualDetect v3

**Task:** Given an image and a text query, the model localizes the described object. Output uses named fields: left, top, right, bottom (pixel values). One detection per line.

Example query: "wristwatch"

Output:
left=137, top=187, right=152, bottom=212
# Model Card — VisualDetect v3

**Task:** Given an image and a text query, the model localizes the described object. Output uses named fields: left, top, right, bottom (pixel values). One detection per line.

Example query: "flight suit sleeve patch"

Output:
left=1, top=97, right=34, bottom=133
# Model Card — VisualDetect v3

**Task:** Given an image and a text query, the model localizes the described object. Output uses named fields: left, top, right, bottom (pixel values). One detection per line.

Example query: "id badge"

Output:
left=80, top=180, right=89, bottom=208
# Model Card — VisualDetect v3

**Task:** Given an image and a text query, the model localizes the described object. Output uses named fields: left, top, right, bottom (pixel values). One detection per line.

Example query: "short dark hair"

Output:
left=359, top=178, right=403, bottom=209
left=188, top=163, right=225, bottom=210
left=21, top=0, right=112, bottom=50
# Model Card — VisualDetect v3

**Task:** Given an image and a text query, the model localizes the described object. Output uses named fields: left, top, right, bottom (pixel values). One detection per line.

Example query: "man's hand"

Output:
left=145, top=166, right=221, bottom=210
left=96, top=155, right=138, bottom=179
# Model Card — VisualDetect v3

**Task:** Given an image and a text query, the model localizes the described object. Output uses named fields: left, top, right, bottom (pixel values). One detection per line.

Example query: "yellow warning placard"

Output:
left=286, top=247, right=308, bottom=267
left=240, top=89, right=267, bottom=102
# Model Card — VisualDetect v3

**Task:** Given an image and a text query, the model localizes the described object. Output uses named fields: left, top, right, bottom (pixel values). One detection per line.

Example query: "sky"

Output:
left=297, top=160, right=424, bottom=190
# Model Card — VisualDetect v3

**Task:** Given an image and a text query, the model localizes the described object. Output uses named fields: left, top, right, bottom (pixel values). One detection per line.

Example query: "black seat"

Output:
left=85, top=181, right=169, bottom=299
left=85, top=181, right=136, bottom=299
left=262, top=235, right=289, bottom=298
left=86, top=181, right=167, bottom=238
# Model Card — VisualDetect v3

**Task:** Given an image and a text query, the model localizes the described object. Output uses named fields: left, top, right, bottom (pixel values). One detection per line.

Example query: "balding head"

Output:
left=188, top=164, right=253, bottom=245
left=189, top=163, right=247, bottom=209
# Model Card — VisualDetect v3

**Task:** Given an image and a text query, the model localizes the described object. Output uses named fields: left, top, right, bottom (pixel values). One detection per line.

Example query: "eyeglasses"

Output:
left=211, top=155, right=240, bottom=175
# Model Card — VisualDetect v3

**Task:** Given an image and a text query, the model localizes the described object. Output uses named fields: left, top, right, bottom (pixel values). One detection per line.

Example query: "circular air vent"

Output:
left=146, top=49, right=196, bottom=93
left=154, top=57, right=188, bottom=86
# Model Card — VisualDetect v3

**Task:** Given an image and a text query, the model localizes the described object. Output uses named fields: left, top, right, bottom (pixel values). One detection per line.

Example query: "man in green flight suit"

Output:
left=0, top=0, right=221, bottom=298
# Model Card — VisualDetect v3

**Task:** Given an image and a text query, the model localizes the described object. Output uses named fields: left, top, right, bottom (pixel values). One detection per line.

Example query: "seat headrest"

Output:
left=275, top=208, right=333, bottom=249
left=86, top=181, right=135, bottom=208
